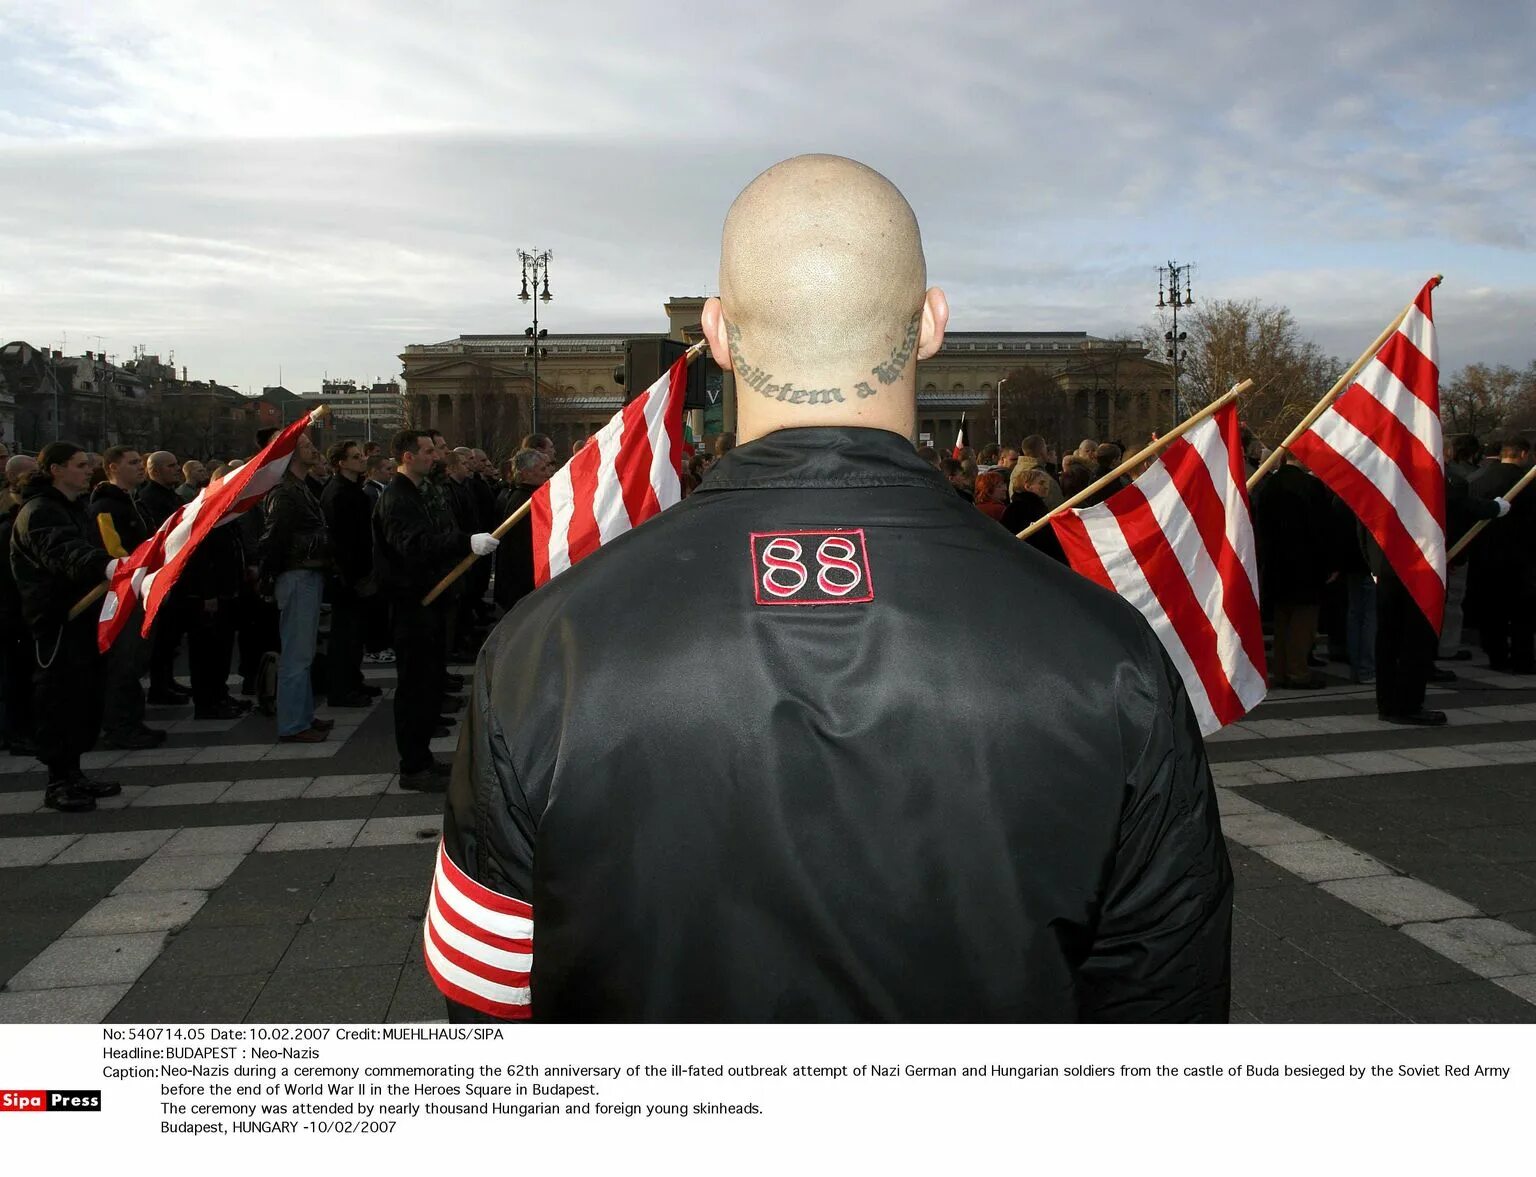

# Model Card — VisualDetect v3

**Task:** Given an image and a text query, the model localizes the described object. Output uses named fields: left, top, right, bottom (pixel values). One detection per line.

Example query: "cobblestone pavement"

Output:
left=1, top=657, right=1534, bottom=1024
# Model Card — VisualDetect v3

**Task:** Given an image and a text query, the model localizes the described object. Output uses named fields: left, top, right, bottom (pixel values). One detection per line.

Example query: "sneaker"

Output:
left=44, top=779, right=95, bottom=812
left=309, top=717, right=336, bottom=732
left=102, top=729, right=165, bottom=751
left=279, top=727, right=329, bottom=744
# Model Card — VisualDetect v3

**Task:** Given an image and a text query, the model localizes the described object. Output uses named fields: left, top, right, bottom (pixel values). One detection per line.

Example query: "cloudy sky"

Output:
left=1, top=0, right=1532, bottom=396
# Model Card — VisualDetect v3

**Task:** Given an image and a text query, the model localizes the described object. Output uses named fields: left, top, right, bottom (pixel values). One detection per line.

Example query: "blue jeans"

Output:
left=1345, top=572, right=1377, bottom=681
left=275, top=569, right=323, bottom=737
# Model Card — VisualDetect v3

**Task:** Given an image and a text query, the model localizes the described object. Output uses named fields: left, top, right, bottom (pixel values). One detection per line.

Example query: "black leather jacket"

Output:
left=88, top=482, right=152, bottom=558
left=435, top=427, right=1231, bottom=1023
left=321, top=472, right=374, bottom=594
left=371, top=473, right=471, bottom=601
left=259, top=474, right=331, bottom=576
left=135, top=479, right=183, bottom=531
left=10, top=480, right=113, bottom=632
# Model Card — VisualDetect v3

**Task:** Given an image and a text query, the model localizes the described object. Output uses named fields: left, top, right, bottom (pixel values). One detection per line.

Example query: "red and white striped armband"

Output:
left=422, top=839, right=533, bottom=1020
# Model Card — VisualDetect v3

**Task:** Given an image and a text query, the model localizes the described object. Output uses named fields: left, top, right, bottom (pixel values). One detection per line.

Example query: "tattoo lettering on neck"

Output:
left=724, top=318, right=846, bottom=406
left=870, top=311, right=921, bottom=386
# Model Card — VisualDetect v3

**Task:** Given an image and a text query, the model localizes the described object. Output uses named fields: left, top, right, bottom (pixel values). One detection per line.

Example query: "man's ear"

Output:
left=701, top=297, right=733, bottom=371
left=916, top=287, right=950, bottom=360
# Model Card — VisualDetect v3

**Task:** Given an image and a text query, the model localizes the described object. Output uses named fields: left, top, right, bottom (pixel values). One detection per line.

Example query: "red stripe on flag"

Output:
left=530, top=489, right=552, bottom=586
left=1049, top=511, right=1116, bottom=592
left=563, top=445, right=604, bottom=567
left=1328, top=387, right=1446, bottom=525
left=1106, top=487, right=1247, bottom=728
left=1375, top=332, right=1438, bottom=411
left=1291, top=430, right=1445, bottom=630
left=1159, top=435, right=1268, bottom=679
left=613, top=391, right=661, bottom=525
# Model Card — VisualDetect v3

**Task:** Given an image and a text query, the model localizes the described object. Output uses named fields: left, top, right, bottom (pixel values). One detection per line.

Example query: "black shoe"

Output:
left=398, top=767, right=448, bottom=793
left=327, top=693, right=374, bottom=708
left=436, top=714, right=457, bottom=727
left=1381, top=709, right=1448, bottom=726
left=309, top=717, right=336, bottom=732
left=1428, top=667, right=1458, bottom=684
left=44, top=780, right=95, bottom=812
left=146, top=689, right=191, bottom=706
left=440, top=695, right=466, bottom=712
left=76, top=774, right=122, bottom=798
left=432, top=725, right=451, bottom=738
left=102, top=728, right=165, bottom=751
left=194, top=699, right=249, bottom=720
left=357, top=683, right=383, bottom=698
left=154, top=680, right=193, bottom=698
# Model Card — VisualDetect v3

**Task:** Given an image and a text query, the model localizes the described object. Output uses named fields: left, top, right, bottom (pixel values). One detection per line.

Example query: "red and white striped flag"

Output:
left=422, top=840, right=532, bottom=1019
left=1290, top=278, right=1444, bottom=628
left=531, top=354, right=687, bottom=585
left=1050, top=401, right=1267, bottom=736
left=952, top=414, right=967, bottom=460
left=96, top=411, right=318, bottom=652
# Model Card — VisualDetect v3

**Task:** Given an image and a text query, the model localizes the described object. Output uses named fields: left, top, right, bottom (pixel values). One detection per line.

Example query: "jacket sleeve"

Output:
left=93, top=508, right=130, bottom=558
left=28, top=507, right=112, bottom=590
left=426, top=635, right=538, bottom=1023
left=258, top=484, right=293, bottom=573
left=1076, top=641, right=1233, bottom=1022
left=380, top=489, right=472, bottom=568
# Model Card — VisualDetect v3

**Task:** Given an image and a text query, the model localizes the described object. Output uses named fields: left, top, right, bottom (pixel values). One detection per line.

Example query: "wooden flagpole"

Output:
left=1245, top=277, right=1442, bottom=492
left=1446, top=462, right=1536, bottom=563
left=66, top=405, right=330, bottom=623
left=1016, top=378, right=1253, bottom=542
left=420, top=339, right=710, bottom=607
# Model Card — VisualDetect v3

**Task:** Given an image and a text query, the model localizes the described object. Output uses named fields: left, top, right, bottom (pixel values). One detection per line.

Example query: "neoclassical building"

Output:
left=400, top=297, right=1174, bottom=458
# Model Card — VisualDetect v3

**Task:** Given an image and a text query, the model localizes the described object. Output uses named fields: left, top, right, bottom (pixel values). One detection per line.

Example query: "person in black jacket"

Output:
left=320, top=439, right=377, bottom=708
left=137, top=450, right=192, bottom=703
left=180, top=465, right=251, bottom=720
left=1468, top=441, right=1535, bottom=673
left=259, top=434, right=333, bottom=742
left=89, top=446, right=168, bottom=749
left=0, top=455, right=38, bottom=757
left=1253, top=455, right=1335, bottom=688
left=492, top=448, right=552, bottom=613
left=428, top=155, right=1230, bottom=1023
left=374, top=429, right=498, bottom=790
left=10, top=443, right=123, bottom=812
left=998, top=466, right=1069, bottom=565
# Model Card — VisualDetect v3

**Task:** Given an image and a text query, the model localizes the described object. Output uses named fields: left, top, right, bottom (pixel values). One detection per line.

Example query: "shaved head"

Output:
left=703, top=155, right=948, bottom=443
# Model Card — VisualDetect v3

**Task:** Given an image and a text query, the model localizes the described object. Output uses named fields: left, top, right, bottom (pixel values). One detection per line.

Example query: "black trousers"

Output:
left=0, top=621, right=34, bottom=747
left=1375, top=569, right=1437, bottom=717
left=392, top=598, right=449, bottom=773
left=33, top=615, right=105, bottom=781
left=326, top=596, right=367, bottom=701
left=101, top=608, right=151, bottom=739
left=149, top=591, right=188, bottom=691
left=188, top=599, right=237, bottom=708
left=1477, top=574, right=1536, bottom=671
left=237, top=590, right=280, bottom=683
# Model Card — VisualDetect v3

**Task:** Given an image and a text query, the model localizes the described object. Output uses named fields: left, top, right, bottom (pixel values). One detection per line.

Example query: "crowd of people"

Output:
left=934, top=428, right=1532, bottom=726
left=0, top=427, right=560, bottom=813
left=3, top=408, right=1530, bottom=816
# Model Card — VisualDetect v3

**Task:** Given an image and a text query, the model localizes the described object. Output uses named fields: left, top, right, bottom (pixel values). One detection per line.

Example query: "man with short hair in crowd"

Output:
left=259, top=433, right=334, bottom=742
left=1469, top=437, right=1535, bottom=675
left=11, top=443, right=123, bottom=812
left=90, top=445, right=166, bottom=749
left=181, top=464, right=252, bottom=720
left=0, top=454, right=38, bottom=757
left=493, top=447, right=553, bottom=614
left=320, top=439, right=378, bottom=709
left=374, top=429, right=499, bottom=790
left=940, top=456, right=973, bottom=501
left=178, top=459, right=209, bottom=502
left=363, top=452, right=393, bottom=504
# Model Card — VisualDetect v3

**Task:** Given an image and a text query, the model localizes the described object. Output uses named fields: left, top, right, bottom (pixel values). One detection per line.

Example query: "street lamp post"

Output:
left=996, top=377, right=1007, bottom=448
left=1157, top=261, right=1194, bottom=424
left=518, top=249, right=553, bottom=436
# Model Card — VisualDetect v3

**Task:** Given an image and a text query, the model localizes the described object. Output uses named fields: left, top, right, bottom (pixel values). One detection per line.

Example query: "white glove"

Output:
left=470, top=532, right=500, bottom=556
left=105, top=558, right=121, bottom=578
left=1495, top=497, right=1512, bottom=517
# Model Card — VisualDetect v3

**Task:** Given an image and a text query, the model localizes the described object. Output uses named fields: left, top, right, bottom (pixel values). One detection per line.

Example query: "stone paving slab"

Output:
left=354, top=815, right=442, bottom=848
left=104, top=972, right=267, bottom=1024
left=1220, top=812, right=1323, bottom=847
left=1320, top=876, right=1480, bottom=926
left=303, top=773, right=394, bottom=799
left=256, top=819, right=364, bottom=852
left=246, top=964, right=402, bottom=1023
left=218, top=777, right=313, bottom=803
left=51, top=828, right=173, bottom=864
left=1399, top=918, right=1536, bottom=979
left=65, top=890, right=209, bottom=937
left=6, top=930, right=169, bottom=990
left=112, top=853, right=246, bottom=893
left=0, top=834, right=80, bottom=868
left=134, top=780, right=232, bottom=806
left=1256, top=839, right=1392, bottom=883
left=158, top=823, right=273, bottom=857
left=0, top=984, right=135, bottom=1023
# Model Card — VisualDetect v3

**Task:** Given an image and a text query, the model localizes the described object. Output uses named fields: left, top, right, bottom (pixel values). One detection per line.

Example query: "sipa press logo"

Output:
left=1, top=1089, right=102, bottom=1112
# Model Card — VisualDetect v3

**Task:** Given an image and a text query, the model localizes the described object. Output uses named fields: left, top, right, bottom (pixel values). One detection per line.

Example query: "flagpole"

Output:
left=1446, top=462, right=1536, bottom=562
left=1016, top=378, right=1253, bottom=542
left=1246, top=277, right=1442, bottom=492
left=420, top=340, right=710, bottom=607
left=65, top=405, right=331, bottom=623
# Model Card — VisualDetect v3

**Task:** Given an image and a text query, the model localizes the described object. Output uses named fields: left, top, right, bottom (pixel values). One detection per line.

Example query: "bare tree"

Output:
left=1443, top=362, right=1525, bottom=439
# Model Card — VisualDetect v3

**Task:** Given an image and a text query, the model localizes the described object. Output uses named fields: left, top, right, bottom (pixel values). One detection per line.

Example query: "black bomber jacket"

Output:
left=10, top=480, right=113, bottom=631
left=432, top=427, right=1232, bottom=1023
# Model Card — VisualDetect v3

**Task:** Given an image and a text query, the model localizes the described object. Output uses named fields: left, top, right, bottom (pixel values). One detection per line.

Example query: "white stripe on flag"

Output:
left=590, top=409, right=633, bottom=546
left=1078, top=508, right=1222, bottom=736
left=544, top=468, right=578, bottom=580
left=1352, top=355, right=1443, bottom=450
left=1137, top=461, right=1268, bottom=709
left=644, top=370, right=681, bottom=510
left=1187, top=415, right=1261, bottom=600
left=1308, top=410, right=1445, bottom=580
left=1400, top=303, right=1434, bottom=363
left=422, top=925, right=530, bottom=1007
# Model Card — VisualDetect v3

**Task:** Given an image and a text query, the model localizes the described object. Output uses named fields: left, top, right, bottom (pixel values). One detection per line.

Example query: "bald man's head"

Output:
left=702, top=155, right=948, bottom=443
